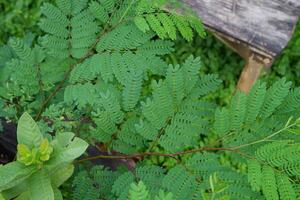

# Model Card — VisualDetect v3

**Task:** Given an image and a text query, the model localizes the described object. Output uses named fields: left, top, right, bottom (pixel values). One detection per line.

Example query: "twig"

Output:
left=75, top=147, right=233, bottom=163
left=147, top=117, right=172, bottom=152
left=35, top=63, right=76, bottom=120
left=36, top=63, right=45, bottom=102
left=118, top=0, right=136, bottom=23
left=231, top=122, right=297, bottom=149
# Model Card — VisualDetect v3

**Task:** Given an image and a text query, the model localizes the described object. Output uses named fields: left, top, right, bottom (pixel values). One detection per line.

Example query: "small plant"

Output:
left=0, top=0, right=300, bottom=199
left=0, top=113, right=88, bottom=199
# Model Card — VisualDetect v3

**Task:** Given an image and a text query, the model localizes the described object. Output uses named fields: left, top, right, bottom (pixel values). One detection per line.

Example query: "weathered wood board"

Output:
left=183, top=0, right=300, bottom=58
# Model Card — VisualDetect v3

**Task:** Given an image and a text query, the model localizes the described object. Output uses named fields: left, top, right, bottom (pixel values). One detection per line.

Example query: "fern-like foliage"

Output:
left=213, top=79, right=298, bottom=148
left=259, top=78, right=292, bottom=119
left=137, top=57, right=220, bottom=153
left=134, top=0, right=206, bottom=41
left=0, top=38, right=42, bottom=97
left=40, top=1, right=99, bottom=59
left=0, top=0, right=205, bottom=119
left=247, top=158, right=297, bottom=200
left=72, top=165, right=176, bottom=200
left=129, top=181, right=151, bottom=200
left=276, top=87, right=300, bottom=115
left=65, top=54, right=221, bottom=154
left=213, top=79, right=300, bottom=200
left=72, top=171, right=100, bottom=200
left=1, top=0, right=300, bottom=200
left=72, top=152, right=264, bottom=200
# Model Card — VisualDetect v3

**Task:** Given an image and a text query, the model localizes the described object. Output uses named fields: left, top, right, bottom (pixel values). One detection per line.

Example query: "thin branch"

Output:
left=231, top=122, right=298, bottom=149
left=75, top=147, right=233, bottom=163
left=35, top=63, right=76, bottom=120
left=147, top=117, right=172, bottom=152
left=118, top=0, right=136, bottom=23
left=35, top=63, right=45, bottom=102
left=75, top=135, right=288, bottom=176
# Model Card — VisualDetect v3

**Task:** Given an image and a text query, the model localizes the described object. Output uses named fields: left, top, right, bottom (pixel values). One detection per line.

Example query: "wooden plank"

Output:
left=183, top=0, right=300, bottom=58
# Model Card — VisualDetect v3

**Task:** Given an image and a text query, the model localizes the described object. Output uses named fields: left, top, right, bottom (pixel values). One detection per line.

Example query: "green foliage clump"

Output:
left=0, top=0, right=52, bottom=44
left=166, top=33, right=245, bottom=105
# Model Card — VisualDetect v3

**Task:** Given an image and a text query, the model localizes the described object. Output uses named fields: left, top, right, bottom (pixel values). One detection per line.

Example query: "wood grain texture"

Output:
left=183, top=0, right=300, bottom=57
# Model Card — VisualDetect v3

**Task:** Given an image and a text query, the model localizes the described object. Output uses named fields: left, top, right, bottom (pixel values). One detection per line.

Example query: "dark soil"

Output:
left=0, top=119, right=17, bottom=164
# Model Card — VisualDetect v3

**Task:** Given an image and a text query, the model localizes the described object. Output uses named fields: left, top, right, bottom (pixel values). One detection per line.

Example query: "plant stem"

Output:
left=75, top=147, right=233, bottom=163
left=35, top=63, right=76, bottom=120
left=118, top=0, right=135, bottom=23
left=231, top=122, right=297, bottom=149
left=147, top=117, right=172, bottom=152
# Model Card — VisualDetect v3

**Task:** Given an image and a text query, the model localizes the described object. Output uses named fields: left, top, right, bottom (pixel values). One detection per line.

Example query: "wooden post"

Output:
left=237, top=54, right=264, bottom=92
left=213, top=32, right=273, bottom=93
left=182, top=0, right=299, bottom=92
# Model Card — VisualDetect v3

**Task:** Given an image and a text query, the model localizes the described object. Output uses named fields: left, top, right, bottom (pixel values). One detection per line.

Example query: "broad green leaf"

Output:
left=0, top=193, right=5, bottom=200
left=51, top=164, right=74, bottom=187
left=53, top=188, right=63, bottom=200
left=54, top=132, right=75, bottom=149
left=17, top=112, right=43, bottom=148
left=29, top=170, right=54, bottom=200
left=0, top=162, right=36, bottom=191
left=14, top=192, right=29, bottom=200
left=46, top=133, right=88, bottom=171
left=59, top=136, right=88, bottom=162
left=1, top=180, right=29, bottom=200
left=53, top=132, right=88, bottom=163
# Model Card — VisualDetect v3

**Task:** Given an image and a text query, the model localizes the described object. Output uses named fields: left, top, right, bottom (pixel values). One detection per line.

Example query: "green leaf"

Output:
left=187, top=16, right=206, bottom=38
left=247, top=160, right=262, bottom=191
left=134, top=16, right=150, bottom=33
left=154, top=190, right=174, bottom=200
left=288, top=129, right=300, bottom=135
left=276, top=173, right=297, bottom=200
left=129, top=181, right=150, bottom=200
left=157, top=13, right=177, bottom=40
left=56, top=133, right=88, bottom=163
left=54, top=132, right=75, bottom=149
left=146, top=14, right=167, bottom=39
left=29, top=170, right=54, bottom=200
left=17, top=144, right=34, bottom=166
left=51, top=164, right=74, bottom=187
left=47, top=132, right=88, bottom=170
left=17, top=112, right=43, bottom=148
left=262, top=166, right=279, bottom=200
left=53, top=188, right=63, bottom=200
left=14, top=192, right=29, bottom=200
left=0, top=162, right=36, bottom=191
left=171, top=14, right=193, bottom=41
left=1, top=180, right=29, bottom=200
